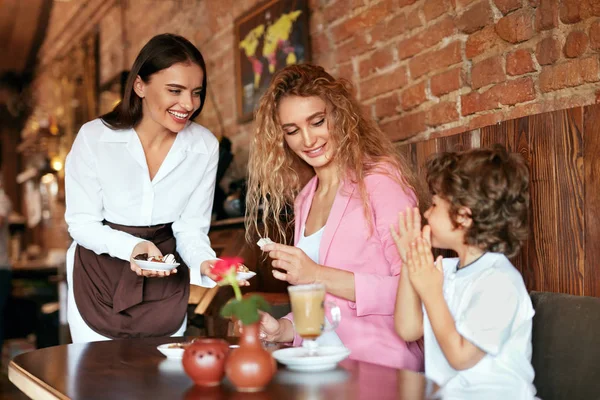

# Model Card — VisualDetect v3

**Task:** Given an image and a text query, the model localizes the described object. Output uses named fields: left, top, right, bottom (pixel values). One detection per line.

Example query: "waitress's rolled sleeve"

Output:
left=173, top=144, right=219, bottom=288
left=65, top=129, right=146, bottom=261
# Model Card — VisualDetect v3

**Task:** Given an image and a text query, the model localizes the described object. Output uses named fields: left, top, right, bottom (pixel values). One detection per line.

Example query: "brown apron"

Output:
left=73, top=221, right=189, bottom=339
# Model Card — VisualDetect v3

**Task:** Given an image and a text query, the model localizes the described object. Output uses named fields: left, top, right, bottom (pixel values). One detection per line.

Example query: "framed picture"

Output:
left=234, top=0, right=310, bottom=122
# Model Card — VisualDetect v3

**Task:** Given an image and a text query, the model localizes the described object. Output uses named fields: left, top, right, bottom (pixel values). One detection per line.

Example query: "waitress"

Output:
left=65, top=34, right=221, bottom=343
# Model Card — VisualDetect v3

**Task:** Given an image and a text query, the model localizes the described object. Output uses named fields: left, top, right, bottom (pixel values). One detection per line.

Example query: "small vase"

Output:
left=182, top=339, right=230, bottom=387
left=225, top=322, right=277, bottom=392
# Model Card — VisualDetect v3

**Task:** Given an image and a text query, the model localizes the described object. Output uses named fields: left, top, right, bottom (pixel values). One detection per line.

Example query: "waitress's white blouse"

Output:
left=65, top=118, right=219, bottom=288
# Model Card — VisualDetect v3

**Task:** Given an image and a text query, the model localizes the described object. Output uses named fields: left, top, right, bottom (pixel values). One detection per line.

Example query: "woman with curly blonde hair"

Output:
left=245, top=64, right=425, bottom=370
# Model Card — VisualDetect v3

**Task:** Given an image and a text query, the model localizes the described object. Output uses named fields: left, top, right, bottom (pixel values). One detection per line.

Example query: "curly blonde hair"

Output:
left=245, top=64, right=423, bottom=244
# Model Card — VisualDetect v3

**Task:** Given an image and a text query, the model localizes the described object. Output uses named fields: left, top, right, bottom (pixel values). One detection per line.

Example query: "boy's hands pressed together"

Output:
left=390, top=206, right=422, bottom=264
left=406, top=226, right=444, bottom=299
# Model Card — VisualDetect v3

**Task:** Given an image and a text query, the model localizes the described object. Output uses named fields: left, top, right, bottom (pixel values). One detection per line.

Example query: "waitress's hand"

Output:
left=262, top=243, right=319, bottom=285
left=130, top=241, right=177, bottom=278
left=200, top=259, right=250, bottom=286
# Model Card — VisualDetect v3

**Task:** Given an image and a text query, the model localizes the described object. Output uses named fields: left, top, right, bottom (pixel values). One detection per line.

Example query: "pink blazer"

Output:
left=284, top=172, right=424, bottom=371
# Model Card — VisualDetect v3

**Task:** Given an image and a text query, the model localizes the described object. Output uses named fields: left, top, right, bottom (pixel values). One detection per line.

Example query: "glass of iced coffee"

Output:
left=288, top=283, right=341, bottom=356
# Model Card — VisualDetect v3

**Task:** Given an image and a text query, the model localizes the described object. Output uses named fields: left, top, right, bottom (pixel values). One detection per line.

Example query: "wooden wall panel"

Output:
left=400, top=104, right=598, bottom=296
left=552, top=108, right=584, bottom=295
left=584, top=104, right=600, bottom=297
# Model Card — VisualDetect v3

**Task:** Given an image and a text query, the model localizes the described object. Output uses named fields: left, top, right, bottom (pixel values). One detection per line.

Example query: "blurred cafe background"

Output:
left=1, top=0, right=600, bottom=397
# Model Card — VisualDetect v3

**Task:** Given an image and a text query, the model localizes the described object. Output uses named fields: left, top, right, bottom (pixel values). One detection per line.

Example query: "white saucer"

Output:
left=272, top=346, right=351, bottom=372
left=276, top=368, right=350, bottom=385
left=236, top=271, right=256, bottom=281
left=157, top=343, right=186, bottom=359
left=136, top=260, right=180, bottom=271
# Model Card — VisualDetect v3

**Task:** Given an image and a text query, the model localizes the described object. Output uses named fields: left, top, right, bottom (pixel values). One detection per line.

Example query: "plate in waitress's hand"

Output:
left=135, top=259, right=180, bottom=271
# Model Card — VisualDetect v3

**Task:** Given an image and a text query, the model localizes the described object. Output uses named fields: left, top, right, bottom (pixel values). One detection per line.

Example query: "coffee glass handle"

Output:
left=322, top=301, right=341, bottom=332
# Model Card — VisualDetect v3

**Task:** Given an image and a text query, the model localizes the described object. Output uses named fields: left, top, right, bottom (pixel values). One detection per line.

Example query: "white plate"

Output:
left=236, top=271, right=256, bottom=281
left=272, top=346, right=351, bottom=372
left=135, top=260, right=180, bottom=271
left=157, top=343, right=186, bottom=359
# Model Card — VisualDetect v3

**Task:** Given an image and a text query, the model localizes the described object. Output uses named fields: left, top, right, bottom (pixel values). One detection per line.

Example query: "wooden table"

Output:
left=8, top=337, right=434, bottom=399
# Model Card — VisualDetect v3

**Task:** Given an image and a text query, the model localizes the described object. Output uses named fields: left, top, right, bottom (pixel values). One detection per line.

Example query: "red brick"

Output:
left=472, top=56, right=506, bottom=89
left=311, top=32, right=330, bottom=55
left=359, top=66, right=408, bottom=100
left=423, top=0, right=452, bottom=22
left=406, top=9, right=423, bottom=30
left=330, top=1, right=393, bottom=44
left=560, top=0, right=584, bottom=24
left=370, top=13, right=408, bottom=43
left=495, top=9, right=535, bottom=44
left=506, top=49, right=536, bottom=76
left=334, top=35, right=374, bottom=64
left=457, top=2, right=493, bottom=34
left=375, top=94, right=401, bottom=119
left=431, top=67, right=462, bottom=96
left=392, top=112, right=428, bottom=140
left=359, top=48, right=394, bottom=77
left=494, top=77, right=536, bottom=105
left=590, top=0, right=600, bottom=17
left=397, top=17, right=455, bottom=60
left=401, top=81, right=427, bottom=110
left=589, top=21, right=600, bottom=50
left=398, top=0, right=419, bottom=6
left=456, top=0, right=479, bottom=8
left=461, top=89, right=499, bottom=115
left=466, top=25, right=506, bottom=59
left=528, top=0, right=540, bottom=7
left=505, top=102, right=545, bottom=120
left=361, top=103, right=373, bottom=120
left=323, top=0, right=365, bottom=24
left=427, top=101, right=459, bottom=126
left=337, top=63, right=355, bottom=82
left=535, top=36, right=561, bottom=65
left=468, top=112, right=504, bottom=130
left=409, top=41, right=462, bottom=79
left=539, top=56, right=600, bottom=92
left=493, top=0, right=522, bottom=15
left=536, top=0, right=559, bottom=31
left=564, top=31, right=589, bottom=58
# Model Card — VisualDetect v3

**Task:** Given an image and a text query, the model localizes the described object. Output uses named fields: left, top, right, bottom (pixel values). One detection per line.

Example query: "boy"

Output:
left=392, top=146, right=536, bottom=399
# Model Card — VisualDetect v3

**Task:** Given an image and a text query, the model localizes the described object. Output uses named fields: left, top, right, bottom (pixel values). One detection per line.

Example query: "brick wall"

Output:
left=33, top=0, right=600, bottom=163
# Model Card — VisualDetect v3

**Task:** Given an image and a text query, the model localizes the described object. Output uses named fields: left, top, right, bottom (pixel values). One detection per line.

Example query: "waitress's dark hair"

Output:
left=101, top=33, right=207, bottom=130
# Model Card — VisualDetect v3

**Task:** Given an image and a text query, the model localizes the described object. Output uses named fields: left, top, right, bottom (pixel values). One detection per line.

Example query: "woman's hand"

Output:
left=200, top=259, right=250, bottom=286
left=390, top=206, right=422, bottom=264
left=262, top=243, right=319, bottom=285
left=259, top=311, right=294, bottom=342
left=130, top=241, right=177, bottom=278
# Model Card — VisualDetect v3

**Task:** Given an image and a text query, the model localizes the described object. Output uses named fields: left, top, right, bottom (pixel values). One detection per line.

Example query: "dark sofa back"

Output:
left=530, top=291, right=600, bottom=400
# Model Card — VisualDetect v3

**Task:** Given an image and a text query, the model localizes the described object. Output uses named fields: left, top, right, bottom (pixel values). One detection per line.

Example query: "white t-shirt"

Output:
left=296, top=226, right=343, bottom=347
left=423, top=252, right=536, bottom=399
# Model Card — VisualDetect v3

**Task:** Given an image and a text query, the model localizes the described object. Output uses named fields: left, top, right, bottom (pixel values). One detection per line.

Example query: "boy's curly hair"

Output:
left=426, top=145, right=529, bottom=258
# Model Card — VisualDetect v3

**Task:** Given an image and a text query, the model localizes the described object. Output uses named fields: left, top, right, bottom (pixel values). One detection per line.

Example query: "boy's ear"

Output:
left=456, top=207, right=473, bottom=229
left=133, top=76, right=145, bottom=98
